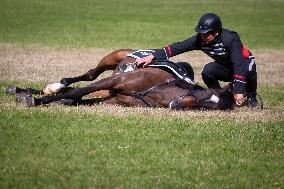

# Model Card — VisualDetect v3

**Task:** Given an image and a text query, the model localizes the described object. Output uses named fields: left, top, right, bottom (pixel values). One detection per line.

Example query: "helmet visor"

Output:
left=195, top=25, right=213, bottom=34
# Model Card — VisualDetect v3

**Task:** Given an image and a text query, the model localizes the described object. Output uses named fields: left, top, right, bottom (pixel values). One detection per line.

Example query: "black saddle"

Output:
left=148, top=60, right=195, bottom=84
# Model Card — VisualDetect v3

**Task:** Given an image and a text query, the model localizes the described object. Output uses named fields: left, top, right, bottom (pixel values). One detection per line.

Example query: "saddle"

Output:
left=118, top=60, right=195, bottom=84
left=121, top=49, right=195, bottom=83
left=148, top=60, right=194, bottom=84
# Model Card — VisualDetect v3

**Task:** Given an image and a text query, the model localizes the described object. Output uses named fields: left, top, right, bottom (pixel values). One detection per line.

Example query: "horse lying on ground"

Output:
left=6, top=49, right=235, bottom=110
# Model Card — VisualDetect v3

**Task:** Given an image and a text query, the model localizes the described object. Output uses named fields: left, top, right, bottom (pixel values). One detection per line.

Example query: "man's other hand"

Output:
left=234, top=93, right=245, bottom=106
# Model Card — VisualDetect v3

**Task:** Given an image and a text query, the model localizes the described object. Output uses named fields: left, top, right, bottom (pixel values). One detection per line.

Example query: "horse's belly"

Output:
left=114, top=95, right=148, bottom=107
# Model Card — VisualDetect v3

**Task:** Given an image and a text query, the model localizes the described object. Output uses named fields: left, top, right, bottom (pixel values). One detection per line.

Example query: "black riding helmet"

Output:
left=195, top=13, right=222, bottom=34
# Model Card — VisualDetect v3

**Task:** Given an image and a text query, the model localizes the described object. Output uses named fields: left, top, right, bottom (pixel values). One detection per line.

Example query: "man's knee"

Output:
left=201, top=63, right=212, bottom=76
left=201, top=63, right=216, bottom=81
left=201, top=63, right=222, bottom=89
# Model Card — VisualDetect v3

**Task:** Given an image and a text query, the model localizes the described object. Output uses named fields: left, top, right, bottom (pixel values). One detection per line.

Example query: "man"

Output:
left=137, top=13, right=257, bottom=107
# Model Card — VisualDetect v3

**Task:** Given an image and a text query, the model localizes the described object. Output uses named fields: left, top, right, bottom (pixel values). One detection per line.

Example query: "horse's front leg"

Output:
left=60, top=49, right=133, bottom=86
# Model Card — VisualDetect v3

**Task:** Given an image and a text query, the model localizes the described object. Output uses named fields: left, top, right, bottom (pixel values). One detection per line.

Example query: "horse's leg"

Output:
left=60, top=49, right=134, bottom=86
left=31, top=74, right=126, bottom=106
left=23, top=68, right=172, bottom=107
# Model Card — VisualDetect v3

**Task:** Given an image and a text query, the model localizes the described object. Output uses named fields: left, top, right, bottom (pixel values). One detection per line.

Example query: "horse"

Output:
left=6, top=49, right=235, bottom=110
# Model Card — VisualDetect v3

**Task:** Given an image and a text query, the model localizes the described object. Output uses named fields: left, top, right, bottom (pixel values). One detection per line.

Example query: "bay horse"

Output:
left=6, top=49, right=235, bottom=110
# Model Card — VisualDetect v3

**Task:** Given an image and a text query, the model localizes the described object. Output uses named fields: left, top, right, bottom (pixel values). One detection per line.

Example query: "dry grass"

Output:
left=1, top=99, right=283, bottom=122
left=0, top=44, right=283, bottom=85
left=0, top=44, right=114, bottom=83
left=0, top=43, right=283, bottom=121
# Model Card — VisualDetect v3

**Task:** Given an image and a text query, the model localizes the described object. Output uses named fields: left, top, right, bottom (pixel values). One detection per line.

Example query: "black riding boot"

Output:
left=246, top=73, right=258, bottom=108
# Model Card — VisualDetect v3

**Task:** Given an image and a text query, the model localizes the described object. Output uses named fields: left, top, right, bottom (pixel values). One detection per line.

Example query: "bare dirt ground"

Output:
left=0, top=43, right=283, bottom=121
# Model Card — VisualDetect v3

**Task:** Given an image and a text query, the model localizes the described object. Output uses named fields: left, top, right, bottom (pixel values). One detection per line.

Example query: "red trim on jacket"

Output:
left=167, top=46, right=172, bottom=57
left=242, top=45, right=250, bottom=59
left=234, top=74, right=245, bottom=80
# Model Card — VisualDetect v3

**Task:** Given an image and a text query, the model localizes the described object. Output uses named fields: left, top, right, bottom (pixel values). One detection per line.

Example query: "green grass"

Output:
left=1, top=107, right=283, bottom=189
left=0, top=0, right=284, bottom=188
left=0, top=82, right=283, bottom=188
left=0, top=0, right=283, bottom=49
left=260, top=85, right=284, bottom=110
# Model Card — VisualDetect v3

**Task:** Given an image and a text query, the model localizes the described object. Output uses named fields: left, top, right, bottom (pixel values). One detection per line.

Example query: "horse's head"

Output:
left=180, top=82, right=234, bottom=110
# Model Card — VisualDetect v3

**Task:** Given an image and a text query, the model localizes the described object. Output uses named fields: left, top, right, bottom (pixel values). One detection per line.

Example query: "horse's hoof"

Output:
left=25, top=96, right=36, bottom=107
left=15, top=93, right=35, bottom=107
left=4, top=85, right=18, bottom=95
left=16, top=93, right=30, bottom=102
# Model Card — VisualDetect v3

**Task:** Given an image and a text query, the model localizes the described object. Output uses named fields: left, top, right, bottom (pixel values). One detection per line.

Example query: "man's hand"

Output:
left=136, top=55, right=155, bottom=67
left=234, top=93, right=245, bottom=106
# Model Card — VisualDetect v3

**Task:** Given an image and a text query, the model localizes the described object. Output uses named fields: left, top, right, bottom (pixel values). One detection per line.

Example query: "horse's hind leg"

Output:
left=60, top=49, right=134, bottom=86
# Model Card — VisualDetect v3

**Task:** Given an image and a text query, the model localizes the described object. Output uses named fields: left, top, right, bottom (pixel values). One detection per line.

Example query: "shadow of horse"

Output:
left=6, top=49, right=235, bottom=110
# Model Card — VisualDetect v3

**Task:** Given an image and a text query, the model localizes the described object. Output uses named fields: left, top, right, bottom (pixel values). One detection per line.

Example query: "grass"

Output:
left=0, top=0, right=284, bottom=188
left=0, top=82, right=283, bottom=188
left=260, top=85, right=284, bottom=110
left=0, top=0, right=283, bottom=49
left=0, top=106, right=283, bottom=189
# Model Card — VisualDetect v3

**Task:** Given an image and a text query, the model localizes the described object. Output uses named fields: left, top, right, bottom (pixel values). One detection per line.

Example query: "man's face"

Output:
left=201, top=31, right=217, bottom=44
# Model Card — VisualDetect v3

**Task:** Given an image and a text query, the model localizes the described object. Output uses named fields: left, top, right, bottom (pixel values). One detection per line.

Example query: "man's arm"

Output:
left=229, top=33, right=248, bottom=105
left=137, top=35, right=199, bottom=66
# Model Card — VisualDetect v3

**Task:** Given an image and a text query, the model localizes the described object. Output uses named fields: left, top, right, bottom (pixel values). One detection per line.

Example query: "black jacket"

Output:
left=152, top=28, right=254, bottom=93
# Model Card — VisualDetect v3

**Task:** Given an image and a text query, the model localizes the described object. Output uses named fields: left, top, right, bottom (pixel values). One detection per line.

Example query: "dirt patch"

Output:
left=0, top=44, right=114, bottom=83
left=0, top=44, right=283, bottom=85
